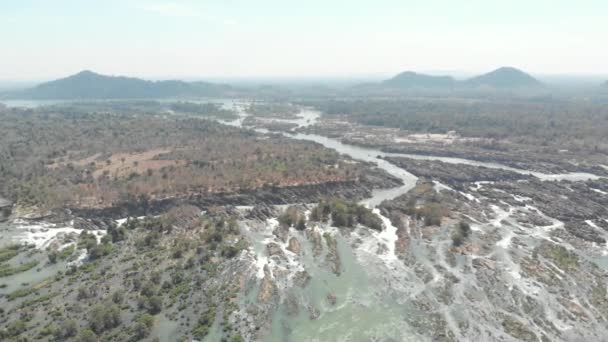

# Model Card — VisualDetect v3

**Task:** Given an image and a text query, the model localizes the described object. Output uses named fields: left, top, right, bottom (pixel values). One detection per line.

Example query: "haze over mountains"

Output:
left=383, top=72, right=455, bottom=88
left=6, top=70, right=231, bottom=99
left=3, top=67, right=606, bottom=100
left=382, top=67, right=542, bottom=89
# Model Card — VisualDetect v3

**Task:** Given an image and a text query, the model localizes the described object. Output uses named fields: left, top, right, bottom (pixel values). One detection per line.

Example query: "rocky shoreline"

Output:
left=9, top=167, right=401, bottom=227
left=376, top=162, right=608, bottom=341
left=298, top=119, right=608, bottom=176
left=380, top=143, right=608, bottom=176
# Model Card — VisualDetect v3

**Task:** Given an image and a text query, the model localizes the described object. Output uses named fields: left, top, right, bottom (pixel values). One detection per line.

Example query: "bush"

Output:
left=295, top=217, right=307, bottom=231
left=278, top=206, right=304, bottom=228
left=131, top=314, right=155, bottom=339
left=0, top=245, right=20, bottom=262
left=88, top=304, right=121, bottom=334
left=146, top=296, right=163, bottom=314
left=112, top=289, right=125, bottom=304
left=78, top=329, right=97, bottom=342
left=48, top=251, right=58, bottom=263
left=193, top=306, right=216, bottom=339
left=53, top=319, right=78, bottom=339
left=0, top=260, right=39, bottom=277
left=309, top=199, right=383, bottom=231
left=231, top=334, right=245, bottom=342
left=6, top=320, right=26, bottom=337
left=452, top=220, right=471, bottom=247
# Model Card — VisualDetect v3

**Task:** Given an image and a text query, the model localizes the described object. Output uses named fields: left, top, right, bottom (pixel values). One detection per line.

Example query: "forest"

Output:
left=302, top=97, right=608, bottom=152
left=0, top=106, right=362, bottom=211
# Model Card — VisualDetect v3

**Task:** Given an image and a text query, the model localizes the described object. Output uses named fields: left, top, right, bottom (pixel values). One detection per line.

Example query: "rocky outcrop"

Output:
left=69, top=168, right=401, bottom=221
left=286, top=237, right=301, bottom=255
left=272, top=224, right=289, bottom=243
left=293, top=270, right=311, bottom=288
left=306, top=229, right=323, bottom=257
left=258, top=265, right=278, bottom=304
left=323, top=233, right=341, bottom=275
left=0, top=197, right=12, bottom=222
left=381, top=143, right=608, bottom=177
left=383, top=156, right=531, bottom=187
left=247, top=204, right=275, bottom=220
left=266, top=242, right=286, bottom=259
left=326, top=293, right=337, bottom=306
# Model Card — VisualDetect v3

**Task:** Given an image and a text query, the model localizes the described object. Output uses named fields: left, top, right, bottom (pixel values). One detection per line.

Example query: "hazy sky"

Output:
left=1, top=0, right=607, bottom=80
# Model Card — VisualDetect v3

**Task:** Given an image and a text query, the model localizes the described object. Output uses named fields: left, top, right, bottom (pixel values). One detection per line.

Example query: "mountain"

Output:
left=376, top=67, right=541, bottom=91
left=10, top=70, right=231, bottom=99
left=383, top=71, right=455, bottom=88
left=465, top=67, right=541, bottom=88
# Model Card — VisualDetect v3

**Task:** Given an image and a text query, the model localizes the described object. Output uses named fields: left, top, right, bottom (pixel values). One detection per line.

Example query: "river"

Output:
left=221, top=105, right=605, bottom=341
left=2, top=99, right=604, bottom=341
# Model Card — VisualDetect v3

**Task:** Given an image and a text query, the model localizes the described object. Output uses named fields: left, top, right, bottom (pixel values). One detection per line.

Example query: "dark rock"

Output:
left=383, top=156, right=531, bottom=186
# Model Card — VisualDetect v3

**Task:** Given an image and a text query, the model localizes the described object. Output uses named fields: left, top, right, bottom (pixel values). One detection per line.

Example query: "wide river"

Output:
left=2, top=99, right=604, bottom=341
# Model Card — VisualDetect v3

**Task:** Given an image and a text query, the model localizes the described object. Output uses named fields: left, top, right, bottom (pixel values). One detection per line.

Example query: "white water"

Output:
left=228, top=105, right=608, bottom=341
left=9, top=219, right=106, bottom=249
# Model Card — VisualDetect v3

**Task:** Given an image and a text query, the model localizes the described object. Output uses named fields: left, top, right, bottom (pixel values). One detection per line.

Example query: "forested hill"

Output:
left=382, top=71, right=455, bottom=88
left=7, top=70, right=232, bottom=99
left=464, top=67, right=541, bottom=88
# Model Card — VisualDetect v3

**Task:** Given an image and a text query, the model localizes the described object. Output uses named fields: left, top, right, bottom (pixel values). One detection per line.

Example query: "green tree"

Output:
left=78, top=329, right=97, bottom=342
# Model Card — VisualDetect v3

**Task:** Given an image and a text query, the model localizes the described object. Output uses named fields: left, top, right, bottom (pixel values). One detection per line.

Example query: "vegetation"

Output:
left=0, top=245, right=20, bottom=262
left=278, top=206, right=307, bottom=230
left=0, top=107, right=361, bottom=210
left=309, top=199, right=383, bottom=231
left=247, top=102, right=301, bottom=118
left=0, top=320, right=27, bottom=339
left=0, top=209, right=249, bottom=341
left=193, top=305, right=217, bottom=339
left=12, top=70, right=231, bottom=99
left=304, top=98, right=608, bottom=153
left=88, top=304, right=121, bottom=333
left=404, top=200, right=445, bottom=227
left=452, top=221, right=471, bottom=247
left=545, top=244, right=579, bottom=270
left=0, top=260, right=39, bottom=277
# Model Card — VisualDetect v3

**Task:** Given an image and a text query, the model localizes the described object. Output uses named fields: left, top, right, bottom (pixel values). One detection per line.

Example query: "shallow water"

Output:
left=231, top=105, right=607, bottom=341
left=2, top=101, right=604, bottom=340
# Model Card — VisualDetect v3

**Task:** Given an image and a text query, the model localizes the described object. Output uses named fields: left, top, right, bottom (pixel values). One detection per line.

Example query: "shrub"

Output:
left=193, top=306, right=216, bottom=339
left=278, top=206, right=304, bottom=228
left=53, top=319, right=78, bottom=339
left=295, top=217, right=307, bottom=231
left=6, top=320, right=26, bottom=337
left=88, top=304, right=121, bottom=334
left=112, top=289, right=125, bottom=304
left=78, top=329, right=97, bottom=342
left=452, top=220, right=471, bottom=247
left=309, top=199, right=383, bottom=231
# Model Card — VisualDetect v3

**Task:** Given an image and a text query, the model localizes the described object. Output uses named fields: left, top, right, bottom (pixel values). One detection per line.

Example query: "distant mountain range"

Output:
left=5, top=70, right=232, bottom=99
left=465, top=67, right=541, bottom=88
left=380, top=67, right=542, bottom=89
left=383, top=72, right=455, bottom=88
left=2, top=67, right=596, bottom=100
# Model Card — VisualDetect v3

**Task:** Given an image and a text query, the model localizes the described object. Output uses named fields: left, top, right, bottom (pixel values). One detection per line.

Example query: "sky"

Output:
left=1, top=0, right=608, bottom=81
